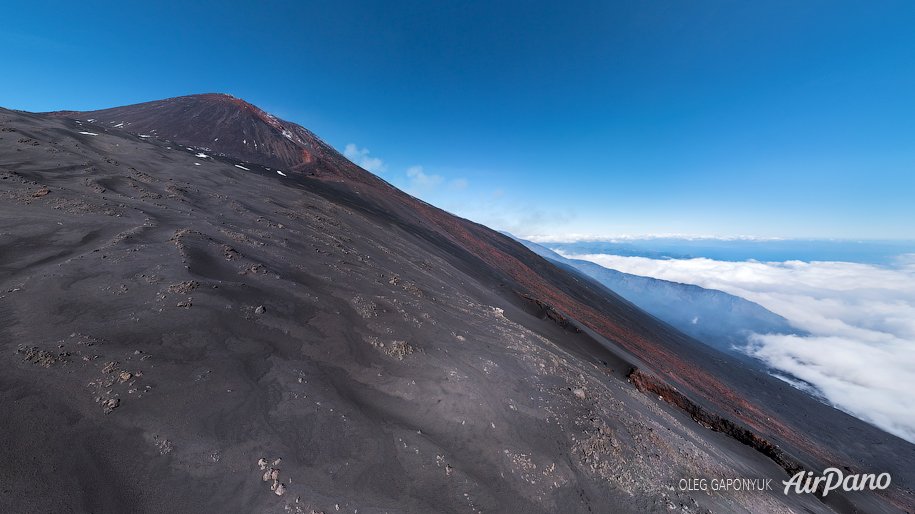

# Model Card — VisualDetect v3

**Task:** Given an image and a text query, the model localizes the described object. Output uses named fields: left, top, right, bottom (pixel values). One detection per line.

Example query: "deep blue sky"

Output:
left=3, top=1, right=914, bottom=239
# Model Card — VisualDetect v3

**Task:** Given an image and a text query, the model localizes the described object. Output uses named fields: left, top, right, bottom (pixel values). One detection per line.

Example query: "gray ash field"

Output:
left=0, top=97, right=912, bottom=513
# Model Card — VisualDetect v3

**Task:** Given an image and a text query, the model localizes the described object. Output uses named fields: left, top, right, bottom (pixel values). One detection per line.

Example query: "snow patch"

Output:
left=114, top=122, right=124, bottom=128
left=276, top=170, right=287, bottom=177
left=234, top=164, right=250, bottom=171
left=78, top=131, right=98, bottom=136
left=195, top=153, right=209, bottom=158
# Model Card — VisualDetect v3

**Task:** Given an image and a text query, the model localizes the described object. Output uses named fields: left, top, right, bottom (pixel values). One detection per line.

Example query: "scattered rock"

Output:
left=118, top=371, right=133, bottom=383
left=256, top=459, right=288, bottom=497
left=351, top=295, right=377, bottom=318
left=222, top=244, right=238, bottom=260
left=32, top=187, right=50, bottom=197
left=241, top=263, right=266, bottom=275
left=367, top=337, right=416, bottom=360
left=262, top=467, right=281, bottom=482
left=388, top=340, right=415, bottom=359
left=572, top=388, right=587, bottom=399
left=255, top=305, right=266, bottom=315
left=168, top=280, right=199, bottom=294
left=104, top=398, right=120, bottom=413
left=17, top=345, right=69, bottom=367
left=403, top=282, right=423, bottom=297
left=154, top=436, right=173, bottom=455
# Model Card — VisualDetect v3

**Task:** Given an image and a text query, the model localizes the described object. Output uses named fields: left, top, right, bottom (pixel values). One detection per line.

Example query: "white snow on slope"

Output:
left=234, top=164, right=250, bottom=171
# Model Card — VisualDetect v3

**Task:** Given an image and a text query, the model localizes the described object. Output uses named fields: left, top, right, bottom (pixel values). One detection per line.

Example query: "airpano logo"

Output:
left=783, top=468, right=892, bottom=496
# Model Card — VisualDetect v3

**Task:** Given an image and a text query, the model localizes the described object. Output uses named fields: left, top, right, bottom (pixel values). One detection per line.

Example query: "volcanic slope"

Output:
left=0, top=97, right=907, bottom=513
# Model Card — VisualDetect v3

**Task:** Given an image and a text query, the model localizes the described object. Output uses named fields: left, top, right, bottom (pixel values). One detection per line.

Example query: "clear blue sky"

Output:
left=3, top=1, right=914, bottom=239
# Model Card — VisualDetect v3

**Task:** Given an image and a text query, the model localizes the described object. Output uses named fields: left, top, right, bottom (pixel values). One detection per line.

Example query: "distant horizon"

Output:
left=526, top=237, right=915, bottom=268
left=519, top=233, right=915, bottom=243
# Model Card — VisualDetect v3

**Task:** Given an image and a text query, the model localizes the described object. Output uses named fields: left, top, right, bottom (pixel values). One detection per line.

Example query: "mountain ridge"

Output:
left=1, top=96, right=909, bottom=512
left=48, top=93, right=371, bottom=183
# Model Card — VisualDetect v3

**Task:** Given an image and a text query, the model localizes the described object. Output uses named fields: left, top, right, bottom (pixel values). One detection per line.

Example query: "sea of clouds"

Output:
left=556, top=250, right=915, bottom=444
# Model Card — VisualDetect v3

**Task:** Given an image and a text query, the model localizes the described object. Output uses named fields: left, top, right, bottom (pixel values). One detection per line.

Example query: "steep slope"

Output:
left=1, top=107, right=808, bottom=513
left=1, top=97, right=910, bottom=512
left=515, top=237, right=800, bottom=357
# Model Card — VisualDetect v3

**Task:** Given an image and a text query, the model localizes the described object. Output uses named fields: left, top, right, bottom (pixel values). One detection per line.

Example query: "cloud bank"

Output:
left=558, top=250, right=915, bottom=443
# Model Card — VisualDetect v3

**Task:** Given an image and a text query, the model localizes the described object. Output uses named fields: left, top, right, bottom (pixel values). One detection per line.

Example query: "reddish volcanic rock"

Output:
left=49, top=93, right=349, bottom=178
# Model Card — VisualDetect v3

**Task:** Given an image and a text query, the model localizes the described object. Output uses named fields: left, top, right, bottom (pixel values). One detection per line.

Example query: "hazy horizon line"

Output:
left=520, top=233, right=915, bottom=244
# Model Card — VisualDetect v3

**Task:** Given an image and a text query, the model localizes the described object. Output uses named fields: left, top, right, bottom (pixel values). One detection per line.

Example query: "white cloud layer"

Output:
left=558, top=251, right=915, bottom=443
left=344, top=143, right=387, bottom=174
